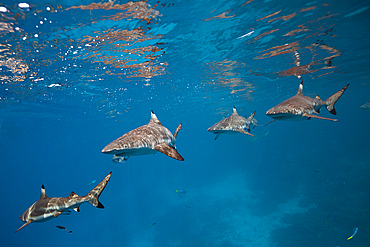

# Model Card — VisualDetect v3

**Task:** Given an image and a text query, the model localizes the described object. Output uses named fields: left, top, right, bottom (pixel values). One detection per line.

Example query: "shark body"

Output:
left=266, top=82, right=349, bottom=122
left=16, top=172, right=112, bottom=233
left=207, top=107, right=256, bottom=140
left=102, top=110, right=184, bottom=161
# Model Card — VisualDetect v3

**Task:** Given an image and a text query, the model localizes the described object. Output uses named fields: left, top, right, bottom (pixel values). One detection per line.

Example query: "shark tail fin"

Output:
left=87, top=172, right=112, bottom=209
left=324, top=84, right=349, bottom=115
left=246, top=111, right=256, bottom=132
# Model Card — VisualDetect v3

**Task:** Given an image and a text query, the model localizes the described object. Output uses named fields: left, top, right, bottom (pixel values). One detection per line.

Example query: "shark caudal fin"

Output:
left=325, top=84, right=349, bottom=115
left=87, top=172, right=112, bottom=209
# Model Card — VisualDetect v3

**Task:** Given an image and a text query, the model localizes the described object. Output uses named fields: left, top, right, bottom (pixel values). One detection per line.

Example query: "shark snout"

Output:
left=101, top=145, right=118, bottom=154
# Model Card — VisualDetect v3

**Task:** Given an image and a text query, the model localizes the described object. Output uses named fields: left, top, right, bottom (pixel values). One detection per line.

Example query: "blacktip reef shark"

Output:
left=207, top=106, right=256, bottom=140
left=102, top=110, right=184, bottom=161
left=266, top=81, right=349, bottom=123
left=15, top=172, right=112, bottom=233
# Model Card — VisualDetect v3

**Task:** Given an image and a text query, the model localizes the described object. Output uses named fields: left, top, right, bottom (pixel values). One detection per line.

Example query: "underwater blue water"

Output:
left=1, top=0, right=370, bottom=246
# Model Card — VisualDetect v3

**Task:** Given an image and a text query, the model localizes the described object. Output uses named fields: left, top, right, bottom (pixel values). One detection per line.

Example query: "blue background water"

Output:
left=1, top=0, right=369, bottom=246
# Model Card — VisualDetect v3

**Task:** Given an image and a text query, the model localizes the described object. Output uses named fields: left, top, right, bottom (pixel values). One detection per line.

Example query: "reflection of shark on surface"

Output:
left=102, top=110, right=184, bottom=161
left=15, top=172, right=112, bottom=233
left=207, top=106, right=256, bottom=140
left=266, top=81, right=349, bottom=124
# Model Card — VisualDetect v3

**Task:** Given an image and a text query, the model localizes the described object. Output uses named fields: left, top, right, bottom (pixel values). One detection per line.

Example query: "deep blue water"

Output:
left=1, top=0, right=370, bottom=246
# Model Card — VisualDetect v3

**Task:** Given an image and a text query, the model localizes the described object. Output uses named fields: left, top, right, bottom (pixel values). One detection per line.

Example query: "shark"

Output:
left=15, top=172, right=112, bottom=233
left=207, top=106, right=256, bottom=140
left=266, top=82, right=349, bottom=123
left=102, top=110, right=184, bottom=161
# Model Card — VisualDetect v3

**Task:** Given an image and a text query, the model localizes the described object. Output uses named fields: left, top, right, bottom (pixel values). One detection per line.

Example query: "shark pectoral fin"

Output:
left=154, top=142, right=184, bottom=161
left=302, top=113, right=338, bottom=121
left=215, top=133, right=221, bottom=140
left=235, top=129, right=255, bottom=137
left=54, top=211, right=63, bottom=218
left=15, top=220, right=33, bottom=233
left=265, top=119, right=275, bottom=126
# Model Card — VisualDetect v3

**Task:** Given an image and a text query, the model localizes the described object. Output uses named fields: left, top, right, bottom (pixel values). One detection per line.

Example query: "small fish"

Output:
left=56, top=225, right=72, bottom=233
left=326, top=213, right=331, bottom=223
left=88, top=180, right=96, bottom=186
left=151, top=223, right=156, bottom=226
left=176, top=189, right=186, bottom=197
left=360, top=102, right=370, bottom=109
left=347, top=227, right=358, bottom=240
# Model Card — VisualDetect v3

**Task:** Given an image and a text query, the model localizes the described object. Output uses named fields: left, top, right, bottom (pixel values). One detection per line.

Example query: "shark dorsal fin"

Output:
left=150, top=110, right=162, bottom=125
left=69, top=191, right=79, bottom=198
left=40, top=185, right=48, bottom=200
left=297, top=81, right=303, bottom=95
left=232, top=106, right=238, bottom=115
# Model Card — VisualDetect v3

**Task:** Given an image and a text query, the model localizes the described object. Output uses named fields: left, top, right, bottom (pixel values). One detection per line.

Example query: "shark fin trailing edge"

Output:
left=297, top=81, right=303, bottom=95
left=302, top=113, right=338, bottom=121
left=154, top=142, right=184, bottom=161
left=150, top=110, right=162, bottom=125
left=235, top=129, right=255, bottom=137
left=173, top=123, right=182, bottom=139
left=246, top=111, right=256, bottom=132
left=87, top=172, right=112, bottom=209
left=40, top=185, right=48, bottom=200
left=15, top=220, right=33, bottom=233
left=325, top=84, right=349, bottom=115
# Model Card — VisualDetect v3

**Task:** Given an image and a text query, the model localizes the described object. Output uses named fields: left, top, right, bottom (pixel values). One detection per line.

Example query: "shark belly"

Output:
left=210, top=129, right=241, bottom=134
left=114, top=146, right=159, bottom=157
left=267, top=112, right=309, bottom=121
